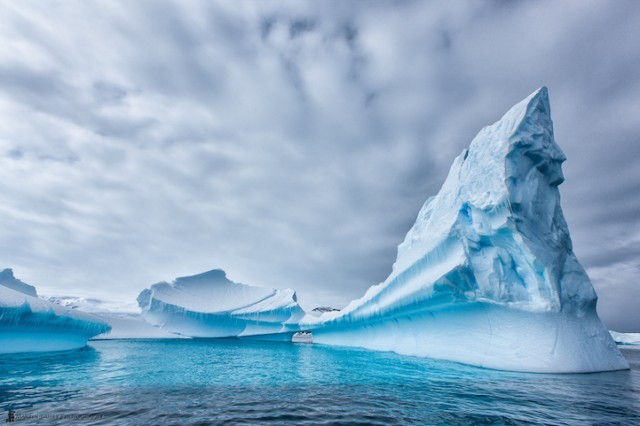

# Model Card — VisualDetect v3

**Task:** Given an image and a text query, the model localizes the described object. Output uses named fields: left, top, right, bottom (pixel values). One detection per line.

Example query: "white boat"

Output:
left=292, top=331, right=313, bottom=343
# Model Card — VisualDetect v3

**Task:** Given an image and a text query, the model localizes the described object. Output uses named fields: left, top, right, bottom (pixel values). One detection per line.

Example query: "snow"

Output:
left=46, top=296, right=183, bottom=339
left=137, top=269, right=305, bottom=338
left=93, top=314, right=185, bottom=339
left=300, top=87, right=628, bottom=373
left=0, top=272, right=111, bottom=354
left=610, top=331, right=640, bottom=346
left=46, top=295, right=140, bottom=314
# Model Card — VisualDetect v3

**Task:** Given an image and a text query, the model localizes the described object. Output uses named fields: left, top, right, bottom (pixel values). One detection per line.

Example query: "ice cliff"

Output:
left=137, top=269, right=305, bottom=339
left=301, top=87, right=628, bottom=373
left=0, top=269, right=111, bottom=354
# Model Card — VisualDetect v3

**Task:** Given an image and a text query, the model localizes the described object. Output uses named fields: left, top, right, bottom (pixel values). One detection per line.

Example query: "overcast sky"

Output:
left=1, top=0, right=639, bottom=331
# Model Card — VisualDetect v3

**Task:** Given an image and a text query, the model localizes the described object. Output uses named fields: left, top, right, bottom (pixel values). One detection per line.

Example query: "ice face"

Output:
left=137, top=269, right=305, bottom=339
left=0, top=272, right=111, bottom=354
left=301, top=88, right=628, bottom=373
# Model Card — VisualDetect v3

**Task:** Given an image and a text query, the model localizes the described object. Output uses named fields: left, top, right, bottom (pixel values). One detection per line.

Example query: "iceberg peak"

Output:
left=176, top=268, right=227, bottom=283
left=173, top=268, right=231, bottom=290
left=0, top=267, right=37, bottom=297
left=0, top=268, right=15, bottom=280
left=486, top=86, right=552, bottom=142
left=387, top=87, right=575, bottom=313
left=514, top=86, right=550, bottom=123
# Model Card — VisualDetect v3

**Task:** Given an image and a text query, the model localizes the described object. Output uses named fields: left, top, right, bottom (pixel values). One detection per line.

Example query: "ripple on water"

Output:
left=0, top=341, right=639, bottom=425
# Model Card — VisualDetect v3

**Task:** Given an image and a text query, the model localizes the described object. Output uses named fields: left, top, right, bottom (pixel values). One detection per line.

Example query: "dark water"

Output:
left=1, top=340, right=639, bottom=425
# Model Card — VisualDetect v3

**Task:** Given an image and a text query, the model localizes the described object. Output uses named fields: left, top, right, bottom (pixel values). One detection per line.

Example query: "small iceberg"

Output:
left=0, top=269, right=111, bottom=354
left=610, top=331, right=640, bottom=347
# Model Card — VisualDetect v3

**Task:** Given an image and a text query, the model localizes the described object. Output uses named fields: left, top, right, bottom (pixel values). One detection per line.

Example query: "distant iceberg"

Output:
left=300, top=88, right=628, bottom=373
left=137, top=269, right=305, bottom=339
left=0, top=268, right=37, bottom=297
left=610, top=331, right=640, bottom=347
left=0, top=269, right=110, bottom=354
left=47, top=296, right=182, bottom=339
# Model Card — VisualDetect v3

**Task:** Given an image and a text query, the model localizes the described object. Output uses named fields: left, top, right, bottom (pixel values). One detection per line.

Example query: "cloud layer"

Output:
left=1, top=0, right=639, bottom=330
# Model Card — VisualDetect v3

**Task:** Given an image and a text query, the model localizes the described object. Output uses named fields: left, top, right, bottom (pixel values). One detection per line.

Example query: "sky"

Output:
left=0, top=0, right=639, bottom=331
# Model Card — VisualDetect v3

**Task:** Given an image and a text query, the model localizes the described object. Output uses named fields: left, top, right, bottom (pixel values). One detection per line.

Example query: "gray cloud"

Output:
left=0, top=0, right=639, bottom=330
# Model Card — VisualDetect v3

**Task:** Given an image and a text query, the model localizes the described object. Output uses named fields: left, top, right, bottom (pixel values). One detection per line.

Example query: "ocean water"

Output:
left=1, top=340, right=639, bottom=425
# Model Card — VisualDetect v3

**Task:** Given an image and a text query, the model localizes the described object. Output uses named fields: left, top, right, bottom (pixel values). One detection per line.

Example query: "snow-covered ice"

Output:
left=0, top=269, right=111, bottom=354
left=300, top=87, right=628, bottom=373
left=137, top=269, right=305, bottom=339
left=47, top=296, right=183, bottom=339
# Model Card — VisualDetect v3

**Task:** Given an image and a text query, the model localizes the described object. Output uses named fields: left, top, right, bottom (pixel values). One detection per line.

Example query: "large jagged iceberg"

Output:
left=301, top=87, right=628, bottom=373
left=137, top=269, right=305, bottom=339
left=0, top=269, right=111, bottom=354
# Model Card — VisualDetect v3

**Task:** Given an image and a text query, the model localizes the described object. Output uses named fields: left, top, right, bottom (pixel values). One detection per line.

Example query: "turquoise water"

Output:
left=1, top=340, right=639, bottom=425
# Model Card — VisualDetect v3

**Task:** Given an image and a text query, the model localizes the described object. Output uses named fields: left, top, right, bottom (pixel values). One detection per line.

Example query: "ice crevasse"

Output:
left=0, top=269, right=111, bottom=354
left=300, top=87, right=628, bottom=373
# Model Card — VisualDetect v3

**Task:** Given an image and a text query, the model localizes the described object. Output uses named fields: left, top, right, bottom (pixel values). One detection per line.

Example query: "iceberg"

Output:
left=0, top=269, right=111, bottom=354
left=0, top=268, right=37, bottom=297
left=137, top=269, right=305, bottom=339
left=301, top=88, right=628, bottom=373
left=610, top=331, right=640, bottom=347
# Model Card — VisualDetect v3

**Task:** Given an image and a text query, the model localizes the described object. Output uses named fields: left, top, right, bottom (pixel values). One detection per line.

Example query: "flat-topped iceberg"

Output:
left=137, top=269, right=305, bottom=339
left=301, top=88, right=628, bottom=373
left=610, top=331, right=640, bottom=347
left=0, top=269, right=111, bottom=354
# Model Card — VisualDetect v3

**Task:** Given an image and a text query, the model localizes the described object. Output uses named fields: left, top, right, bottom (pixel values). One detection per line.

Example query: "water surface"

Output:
left=1, top=340, right=639, bottom=425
